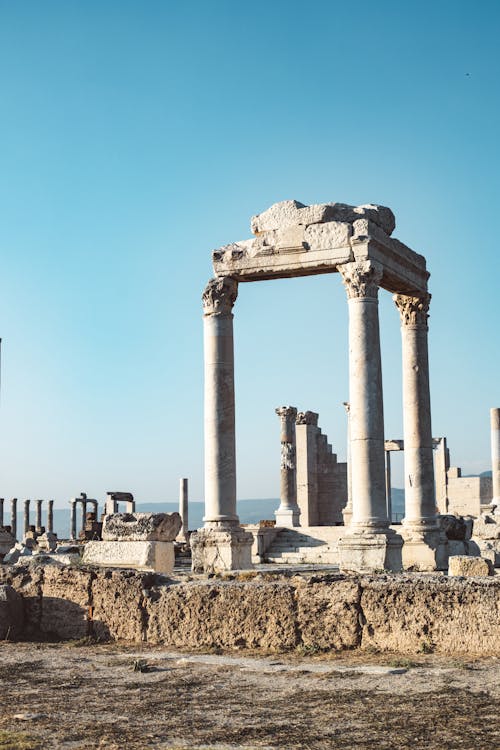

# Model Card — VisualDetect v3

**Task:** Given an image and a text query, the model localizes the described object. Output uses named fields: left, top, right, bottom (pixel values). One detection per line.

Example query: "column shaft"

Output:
left=0, top=498, right=3, bottom=528
left=23, top=500, right=30, bottom=535
left=385, top=451, right=392, bottom=522
left=395, top=293, right=437, bottom=528
left=36, top=499, right=43, bottom=531
left=203, top=278, right=239, bottom=526
left=275, top=407, right=300, bottom=527
left=47, top=500, right=54, bottom=533
left=178, top=478, right=189, bottom=541
left=80, top=502, right=87, bottom=536
left=70, top=501, right=77, bottom=540
left=491, top=408, right=500, bottom=506
left=340, top=261, right=388, bottom=529
left=10, top=498, right=17, bottom=539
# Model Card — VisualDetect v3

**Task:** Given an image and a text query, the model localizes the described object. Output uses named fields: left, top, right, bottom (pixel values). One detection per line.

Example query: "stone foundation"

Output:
left=1, top=564, right=499, bottom=655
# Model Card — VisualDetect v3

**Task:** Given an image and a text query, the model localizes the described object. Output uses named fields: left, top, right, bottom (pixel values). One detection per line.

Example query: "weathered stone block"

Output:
left=0, top=564, right=43, bottom=634
left=102, top=512, right=182, bottom=542
left=295, top=577, right=360, bottom=650
left=91, top=569, right=152, bottom=641
left=40, top=565, right=93, bottom=639
left=359, top=575, right=500, bottom=654
left=190, top=527, right=253, bottom=573
left=304, top=222, right=352, bottom=250
left=0, top=585, right=24, bottom=639
left=448, top=555, right=492, bottom=577
left=82, top=540, right=175, bottom=573
left=146, top=580, right=297, bottom=650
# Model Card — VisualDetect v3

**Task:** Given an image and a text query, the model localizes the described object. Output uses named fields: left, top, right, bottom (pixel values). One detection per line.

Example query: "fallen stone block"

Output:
left=448, top=555, right=492, bottom=577
left=102, top=512, right=182, bottom=542
left=82, top=540, right=175, bottom=574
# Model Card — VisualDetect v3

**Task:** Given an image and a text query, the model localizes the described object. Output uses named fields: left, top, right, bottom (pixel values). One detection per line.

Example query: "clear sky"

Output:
left=0, top=0, right=498, bottom=508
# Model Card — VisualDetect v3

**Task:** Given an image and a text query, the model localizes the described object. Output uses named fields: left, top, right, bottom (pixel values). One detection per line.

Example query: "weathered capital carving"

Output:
left=202, top=277, right=238, bottom=316
left=275, top=406, right=298, bottom=419
left=296, top=410, right=319, bottom=426
left=280, top=443, right=296, bottom=470
left=393, top=292, right=431, bottom=326
left=338, top=260, right=383, bottom=300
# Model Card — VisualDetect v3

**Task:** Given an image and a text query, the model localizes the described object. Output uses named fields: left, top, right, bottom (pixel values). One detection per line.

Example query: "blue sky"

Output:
left=0, top=0, right=498, bottom=507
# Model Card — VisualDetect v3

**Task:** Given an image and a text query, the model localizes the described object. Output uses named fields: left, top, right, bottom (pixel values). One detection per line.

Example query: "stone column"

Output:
left=178, top=477, right=189, bottom=542
left=80, top=500, right=87, bottom=536
left=434, top=437, right=449, bottom=514
left=10, top=498, right=17, bottom=539
left=69, top=500, right=77, bottom=540
left=491, top=408, right=500, bottom=509
left=0, top=498, right=3, bottom=528
left=394, top=292, right=445, bottom=570
left=295, top=411, right=319, bottom=526
left=338, top=261, right=402, bottom=572
left=385, top=450, right=392, bottom=523
left=190, top=277, right=253, bottom=573
left=275, top=406, right=300, bottom=527
left=23, top=499, right=30, bottom=536
left=47, top=500, right=54, bottom=533
left=35, top=499, right=43, bottom=532
left=342, top=402, right=352, bottom=525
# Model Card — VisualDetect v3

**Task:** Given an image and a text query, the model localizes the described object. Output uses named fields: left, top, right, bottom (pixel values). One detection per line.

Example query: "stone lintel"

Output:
left=213, top=235, right=428, bottom=296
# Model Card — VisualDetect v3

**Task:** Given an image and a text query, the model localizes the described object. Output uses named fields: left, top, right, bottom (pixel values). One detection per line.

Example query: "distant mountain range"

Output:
left=3, top=491, right=407, bottom=540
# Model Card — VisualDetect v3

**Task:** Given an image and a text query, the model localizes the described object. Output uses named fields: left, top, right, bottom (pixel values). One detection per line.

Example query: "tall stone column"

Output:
left=491, top=408, right=500, bottom=509
left=275, top=406, right=300, bottom=527
left=35, top=499, right=43, bottom=532
left=0, top=498, right=4, bottom=528
left=295, top=411, right=319, bottom=526
left=23, top=499, right=30, bottom=536
left=190, top=277, right=253, bottom=573
left=342, top=402, right=352, bottom=525
left=69, top=500, right=77, bottom=540
left=338, top=261, right=402, bottom=571
left=178, top=477, right=189, bottom=542
left=47, top=500, right=54, bottom=533
left=10, top=498, right=17, bottom=539
left=394, top=292, right=445, bottom=569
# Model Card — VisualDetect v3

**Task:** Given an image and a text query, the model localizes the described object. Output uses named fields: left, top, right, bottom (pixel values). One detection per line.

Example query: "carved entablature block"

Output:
left=393, top=292, right=431, bottom=327
left=338, top=260, right=383, bottom=300
left=296, top=411, right=319, bottom=426
left=202, top=277, right=238, bottom=316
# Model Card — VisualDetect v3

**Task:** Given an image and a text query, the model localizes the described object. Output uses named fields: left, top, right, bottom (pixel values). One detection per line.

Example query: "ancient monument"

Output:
left=191, top=199, right=445, bottom=573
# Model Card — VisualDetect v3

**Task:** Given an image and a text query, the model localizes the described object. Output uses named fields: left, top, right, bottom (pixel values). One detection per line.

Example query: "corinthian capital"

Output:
left=202, top=277, right=238, bottom=316
left=393, top=292, right=431, bottom=326
left=275, top=406, right=298, bottom=420
left=296, top=411, right=319, bottom=426
left=338, top=260, right=383, bottom=300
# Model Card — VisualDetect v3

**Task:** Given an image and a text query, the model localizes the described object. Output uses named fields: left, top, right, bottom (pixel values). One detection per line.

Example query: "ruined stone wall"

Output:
left=1, top=565, right=499, bottom=654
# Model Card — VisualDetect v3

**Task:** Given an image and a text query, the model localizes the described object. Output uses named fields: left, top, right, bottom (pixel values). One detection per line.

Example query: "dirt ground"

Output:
left=0, top=642, right=498, bottom=750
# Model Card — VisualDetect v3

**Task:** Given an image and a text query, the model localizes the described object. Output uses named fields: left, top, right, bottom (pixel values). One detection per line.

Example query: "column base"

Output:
left=341, top=506, right=353, bottom=526
left=274, top=507, right=300, bottom=528
left=190, top=526, right=254, bottom=573
left=338, top=528, right=403, bottom=573
left=401, top=524, right=448, bottom=571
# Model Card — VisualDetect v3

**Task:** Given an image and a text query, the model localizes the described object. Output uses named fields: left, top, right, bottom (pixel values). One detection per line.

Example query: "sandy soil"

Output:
left=0, top=642, right=498, bottom=749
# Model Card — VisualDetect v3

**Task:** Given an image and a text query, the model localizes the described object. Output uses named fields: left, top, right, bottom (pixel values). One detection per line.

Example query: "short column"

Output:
left=80, top=501, right=87, bottom=537
left=491, top=408, right=500, bottom=509
left=69, top=500, right=77, bottom=540
left=178, top=477, right=189, bottom=542
left=10, top=498, right=17, bottom=539
left=23, top=499, right=30, bottom=536
left=35, top=499, right=43, bottom=532
left=338, top=261, right=402, bottom=572
left=342, top=402, right=353, bottom=525
left=394, top=293, right=445, bottom=570
left=275, top=406, right=300, bottom=527
left=0, top=498, right=4, bottom=528
left=47, top=500, right=54, bottom=533
left=190, top=277, right=253, bottom=573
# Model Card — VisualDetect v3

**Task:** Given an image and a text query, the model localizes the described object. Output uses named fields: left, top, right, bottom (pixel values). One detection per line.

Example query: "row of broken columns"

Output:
left=200, top=260, right=440, bottom=571
left=0, top=498, right=55, bottom=539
